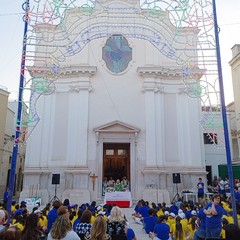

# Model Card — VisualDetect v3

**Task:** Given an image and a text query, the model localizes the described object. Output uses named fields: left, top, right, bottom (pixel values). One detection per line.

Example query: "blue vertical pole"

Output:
left=6, top=0, right=29, bottom=220
left=212, top=0, right=238, bottom=225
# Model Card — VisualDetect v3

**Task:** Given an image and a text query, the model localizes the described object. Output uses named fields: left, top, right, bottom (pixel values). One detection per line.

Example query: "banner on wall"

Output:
left=25, top=197, right=42, bottom=210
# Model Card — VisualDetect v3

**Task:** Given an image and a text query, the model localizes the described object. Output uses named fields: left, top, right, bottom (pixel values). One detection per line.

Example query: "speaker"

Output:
left=172, top=173, right=181, bottom=184
left=52, top=174, right=60, bottom=185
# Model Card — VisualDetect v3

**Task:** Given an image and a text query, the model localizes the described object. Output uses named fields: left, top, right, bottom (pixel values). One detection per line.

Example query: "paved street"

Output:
left=122, top=207, right=149, bottom=240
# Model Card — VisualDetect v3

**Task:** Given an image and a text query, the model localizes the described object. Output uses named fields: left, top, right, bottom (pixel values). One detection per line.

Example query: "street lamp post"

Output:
left=212, top=0, right=238, bottom=226
left=6, top=0, right=30, bottom=220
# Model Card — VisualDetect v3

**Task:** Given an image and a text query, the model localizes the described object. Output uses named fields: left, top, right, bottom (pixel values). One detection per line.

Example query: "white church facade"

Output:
left=20, top=0, right=206, bottom=205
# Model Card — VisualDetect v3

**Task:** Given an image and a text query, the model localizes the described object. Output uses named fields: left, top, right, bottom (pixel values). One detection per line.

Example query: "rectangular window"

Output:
left=105, top=149, right=114, bottom=155
left=118, top=149, right=126, bottom=156
left=204, top=133, right=218, bottom=144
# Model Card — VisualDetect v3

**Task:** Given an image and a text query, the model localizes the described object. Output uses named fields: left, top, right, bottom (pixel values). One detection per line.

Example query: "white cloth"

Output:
left=219, top=180, right=226, bottom=190
left=47, top=230, right=80, bottom=240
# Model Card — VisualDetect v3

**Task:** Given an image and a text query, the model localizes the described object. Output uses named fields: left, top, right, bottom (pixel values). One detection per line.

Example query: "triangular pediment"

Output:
left=94, top=120, right=140, bottom=133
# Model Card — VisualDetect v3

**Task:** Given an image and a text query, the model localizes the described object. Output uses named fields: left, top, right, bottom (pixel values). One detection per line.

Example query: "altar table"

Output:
left=104, top=191, right=132, bottom=208
left=182, top=192, right=198, bottom=202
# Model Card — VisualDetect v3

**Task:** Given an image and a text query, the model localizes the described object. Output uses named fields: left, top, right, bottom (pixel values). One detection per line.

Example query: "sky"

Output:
left=0, top=1, right=240, bottom=104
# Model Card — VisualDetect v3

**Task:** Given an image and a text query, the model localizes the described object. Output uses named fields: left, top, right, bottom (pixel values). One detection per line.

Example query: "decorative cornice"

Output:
left=60, top=66, right=97, bottom=77
left=137, top=66, right=182, bottom=79
left=28, top=65, right=97, bottom=78
left=137, top=66, right=204, bottom=80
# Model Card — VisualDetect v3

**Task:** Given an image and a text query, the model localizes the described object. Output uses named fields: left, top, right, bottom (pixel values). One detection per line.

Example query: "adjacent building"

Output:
left=230, top=44, right=240, bottom=160
left=0, top=86, right=26, bottom=199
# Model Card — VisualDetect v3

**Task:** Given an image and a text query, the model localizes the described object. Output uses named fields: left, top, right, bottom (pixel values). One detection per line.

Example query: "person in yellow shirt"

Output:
left=167, top=212, right=176, bottom=229
left=221, top=200, right=231, bottom=212
left=12, top=214, right=25, bottom=231
left=222, top=213, right=234, bottom=224
left=171, top=216, right=187, bottom=240
left=34, top=209, right=47, bottom=233
left=70, top=210, right=78, bottom=225
left=187, top=216, right=197, bottom=240
left=11, top=202, right=18, bottom=217
left=90, top=213, right=96, bottom=224
left=156, top=208, right=164, bottom=217
left=238, top=213, right=240, bottom=228
left=220, top=218, right=228, bottom=239
left=42, top=203, right=51, bottom=216
left=179, top=213, right=188, bottom=235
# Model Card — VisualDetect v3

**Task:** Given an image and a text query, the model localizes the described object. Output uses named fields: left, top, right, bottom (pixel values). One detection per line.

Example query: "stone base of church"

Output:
left=62, top=189, right=90, bottom=205
left=19, top=188, right=91, bottom=206
left=142, top=189, right=170, bottom=205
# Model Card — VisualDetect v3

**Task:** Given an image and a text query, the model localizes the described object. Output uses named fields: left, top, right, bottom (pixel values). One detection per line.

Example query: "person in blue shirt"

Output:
left=197, top=178, right=204, bottom=203
left=13, top=201, right=27, bottom=218
left=169, top=202, right=178, bottom=215
left=193, top=208, right=206, bottom=240
left=143, top=208, right=157, bottom=234
left=203, top=193, right=224, bottom=238
left=133, top=200, right=141, bottom=217
left=88, top=201, right=97, bottom=213
left=138, top=200, right=150, bottom=218
left=124, top=222, right=137, bottom=240
left=234, top=186, right=240, bottom=203
left=3, top=188, right=9, bottom=204
left=153, top=215, right=170, bottom=240
left=47, top=200, right=61, bottom=233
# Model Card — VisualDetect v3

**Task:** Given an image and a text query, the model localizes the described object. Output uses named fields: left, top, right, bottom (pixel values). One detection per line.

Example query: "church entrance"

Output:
left=103, top=143, right=130, bottom=186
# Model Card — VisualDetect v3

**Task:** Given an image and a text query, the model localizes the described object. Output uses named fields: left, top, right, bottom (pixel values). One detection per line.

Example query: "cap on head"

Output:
left=164, top=211, right=169, bottom=216
left=191, top=210, right=197, bottom=216
left=178, top=209, right=183, bottom=214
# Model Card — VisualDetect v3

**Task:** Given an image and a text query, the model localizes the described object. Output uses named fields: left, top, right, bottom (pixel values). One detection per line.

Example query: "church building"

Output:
left=20, top=0, right=206, bottom=205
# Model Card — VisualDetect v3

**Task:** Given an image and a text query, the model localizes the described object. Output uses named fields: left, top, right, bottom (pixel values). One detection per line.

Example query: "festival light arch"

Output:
left=18, top=0, right=222, bottom=147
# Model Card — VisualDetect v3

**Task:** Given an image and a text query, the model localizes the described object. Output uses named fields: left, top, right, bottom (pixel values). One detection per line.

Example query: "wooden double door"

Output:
left=103, top=143, right=130, bottom=182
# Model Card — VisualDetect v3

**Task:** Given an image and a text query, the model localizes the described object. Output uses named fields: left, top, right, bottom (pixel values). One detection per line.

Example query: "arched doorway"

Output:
left=103, top=143, right=130, bottom=193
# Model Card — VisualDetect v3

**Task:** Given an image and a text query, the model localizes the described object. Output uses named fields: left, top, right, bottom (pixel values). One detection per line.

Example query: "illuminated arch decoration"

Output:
left=18, top=0, right=223, bottom=147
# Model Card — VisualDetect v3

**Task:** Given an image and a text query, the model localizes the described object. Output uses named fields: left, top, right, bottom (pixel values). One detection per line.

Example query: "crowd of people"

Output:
left=1, top=176, right=240, bottom=239
left=0, top=192, right=240, bottom=240
left=132, top=192, right=240, bottom=240
left=128, top=176, right=240, bottom=240
left=0, top=198, right=137, bottom=240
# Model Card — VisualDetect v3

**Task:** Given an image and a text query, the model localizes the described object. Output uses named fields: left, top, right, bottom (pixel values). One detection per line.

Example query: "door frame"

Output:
left=94, top=121, right=140, bottom=199
left=102, top=142, right=130, bottom=192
